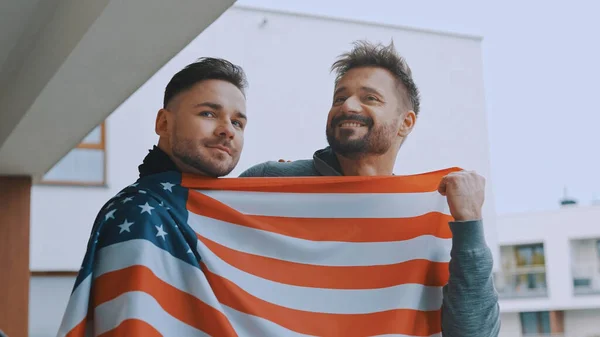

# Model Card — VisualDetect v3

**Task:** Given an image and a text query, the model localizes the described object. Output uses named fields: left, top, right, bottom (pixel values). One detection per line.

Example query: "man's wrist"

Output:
left=452, top=211, right=482, bottom=222
left=449, top=220, right=487, bottom=251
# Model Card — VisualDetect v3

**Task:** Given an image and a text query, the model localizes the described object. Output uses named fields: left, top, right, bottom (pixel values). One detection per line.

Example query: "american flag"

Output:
left=57, top=168, right=459, bottom=337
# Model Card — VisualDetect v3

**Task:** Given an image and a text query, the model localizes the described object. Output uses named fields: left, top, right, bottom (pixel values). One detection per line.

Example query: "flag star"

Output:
left=138, top=202, right=154, bottom=215
left=159, top=201, right=171, bottom=210
left=121, top=197, right=134, bottom=204
left=131, top=183, right=139, bottom=187
left=106, top=201, right=115, bottom=209
left=155, top=225, right=168, bottom=240
left=118, top=219, right=134, bottom=233
left=116, top=192, right=125, bottom=197
left=161, top=182, right=176, bottom=192
left=187, top=248, right=193, bottom=254
left=138, top=190, right=147, bottom=194
left=105, top=209, right=117, bottom=221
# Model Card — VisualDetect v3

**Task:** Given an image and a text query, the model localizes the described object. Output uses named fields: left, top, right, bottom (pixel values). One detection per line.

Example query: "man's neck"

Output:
left=335, top=153, right=396, bottom=176
left=156, top=141, right=209, bottom=177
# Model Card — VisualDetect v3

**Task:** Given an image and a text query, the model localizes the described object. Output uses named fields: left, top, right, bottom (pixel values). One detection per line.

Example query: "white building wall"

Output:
left=496, top=205, right=600, bottom=312
left=29, top=276, right=76, bottom=337
left=498, top=312, right=522, bottom=337
left=498, top=310, right=600, bottom=337
left=30, top=5, right=498, bottom=272
left=564, top=309, right=600, bottom=337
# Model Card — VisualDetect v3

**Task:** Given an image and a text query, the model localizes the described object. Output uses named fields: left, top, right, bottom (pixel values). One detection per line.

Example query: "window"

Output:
left=520, top=311, right=550, bottom=335
left=571, top=238, right=600, bottom=295
left=40, top=122, right=106, bottom=186
left=520, top=311, right=564, bottom=335
left=494, top=243, right=548, bottom=298
left=513, top=243, right=547, bottom=294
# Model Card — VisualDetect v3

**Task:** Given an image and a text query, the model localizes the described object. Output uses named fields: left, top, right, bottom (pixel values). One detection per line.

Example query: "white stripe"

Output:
left=196, top=190, right=450, bottom=218
left=94, top=240, right=309, bottom=336
left=56, top=274, right=92, bottom=337
left=95, top=239, right=224, bottom=313
left=94, top=291, right=209, bottom=336
left=188, top=212, right=452, bottom=266
left=222, top=305, right=314, bottom=337
left=196, top=239, right=444, bottom=313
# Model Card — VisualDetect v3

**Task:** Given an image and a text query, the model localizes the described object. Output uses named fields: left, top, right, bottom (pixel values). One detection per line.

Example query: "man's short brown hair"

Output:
left=331, top=40, right=420, bottom=115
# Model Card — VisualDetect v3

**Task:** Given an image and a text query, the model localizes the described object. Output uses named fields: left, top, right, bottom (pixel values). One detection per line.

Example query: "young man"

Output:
left=240, top=41, right=501, bottom=336
left=57, top=57, right=249, bottom=336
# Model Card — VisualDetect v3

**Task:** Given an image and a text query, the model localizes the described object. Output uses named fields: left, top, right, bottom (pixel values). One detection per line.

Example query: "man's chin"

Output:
left=178, top=158, right=235, bottom=177
left=202, top=162, right=236, bottom=177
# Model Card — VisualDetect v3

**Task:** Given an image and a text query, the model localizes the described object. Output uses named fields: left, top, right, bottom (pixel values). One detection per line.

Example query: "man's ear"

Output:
left=398, top=110, right=416, bottom=137
left=155, top=108, right=170, bottom=137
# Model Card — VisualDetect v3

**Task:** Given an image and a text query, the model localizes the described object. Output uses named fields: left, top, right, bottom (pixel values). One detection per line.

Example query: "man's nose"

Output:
left=340, top=96, right=362, bottom=114
left=214, top=120, right=235, bottom=139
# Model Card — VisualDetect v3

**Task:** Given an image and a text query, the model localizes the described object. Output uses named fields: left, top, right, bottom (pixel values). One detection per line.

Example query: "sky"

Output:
left=236, top=0, right=600, bottom=215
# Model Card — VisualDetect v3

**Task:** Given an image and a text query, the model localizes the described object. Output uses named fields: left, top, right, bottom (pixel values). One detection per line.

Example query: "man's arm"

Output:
left=441, top=220, right=500, bottom=336
left=239, top=162, right=268, bottom=177
left=437, top=171, right=501, bottom=337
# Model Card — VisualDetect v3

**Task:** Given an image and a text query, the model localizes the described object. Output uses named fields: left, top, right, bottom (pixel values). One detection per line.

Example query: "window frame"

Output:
left=38, top=122, right=107, bottom=187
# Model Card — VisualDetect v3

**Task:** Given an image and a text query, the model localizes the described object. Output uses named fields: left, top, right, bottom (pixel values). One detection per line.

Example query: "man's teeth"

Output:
left=340, top=122, right=363, bottom=127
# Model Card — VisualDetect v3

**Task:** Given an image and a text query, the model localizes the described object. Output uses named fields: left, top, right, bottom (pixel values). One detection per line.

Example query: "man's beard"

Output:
left=171, top=134, right=238, bottom=177
left=326, top=114, right=397, bottom=159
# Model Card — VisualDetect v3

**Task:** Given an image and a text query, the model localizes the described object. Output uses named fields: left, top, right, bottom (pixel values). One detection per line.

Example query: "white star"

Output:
left=105, top=209, right=117, bottom=221
left=131, top=183, right=139, bottom=187
left=138, top=190, right=147, bottom=194
left=116, top=192, right=125, bottom=197
left=106, top=201, right=115, bottom=209
left=159, top=201, right=171, bottom=210
left=118, top=219, right=134, bottom=233
left=161, top=182, right=176, bottom=192
left=187, top=248, right=193, bottom=254
left=121, top=197, right=134, bottom=204
left=138, top=202, right=154, bottom=215
left=155, top=225, right=168, bottom=240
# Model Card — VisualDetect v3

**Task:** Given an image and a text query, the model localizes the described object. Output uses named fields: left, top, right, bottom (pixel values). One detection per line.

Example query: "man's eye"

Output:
left=366, top=95, right=379, bottom=101
left=199, top=111, right=215, bottom=117
left=232, top=120, right=244, bottom=128
left=333, top=97, right=346, bottom=104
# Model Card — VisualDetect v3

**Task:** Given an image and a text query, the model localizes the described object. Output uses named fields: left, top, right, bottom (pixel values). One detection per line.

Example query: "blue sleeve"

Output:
left=441, top=220, right=501, bottom=337
left=238, top=162, right=269, bottom=177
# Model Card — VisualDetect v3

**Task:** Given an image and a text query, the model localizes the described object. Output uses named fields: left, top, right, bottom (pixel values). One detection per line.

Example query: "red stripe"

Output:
left=198, top=234, right=450, bottom=289
left=65, top=318, right=87, bottom=337
left=93, top=265, right=238, bottom=337
left=181, top=167, right=461, bottom=193
left=187, top=190, right=453, bottom=242
left=201, top=263, right=442, bottom=336
left=98, top=319, right=162, bottom=337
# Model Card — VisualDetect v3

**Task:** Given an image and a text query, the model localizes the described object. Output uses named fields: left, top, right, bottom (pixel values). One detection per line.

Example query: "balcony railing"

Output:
left=572, top=261, right=600, bottom=295
left=494, top=265, right=548, bottom=299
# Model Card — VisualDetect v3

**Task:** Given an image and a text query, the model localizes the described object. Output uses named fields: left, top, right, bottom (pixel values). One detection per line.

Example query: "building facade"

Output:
left=496, top=202, right=600, bottom=337
left=26, top=5, right=498, bottom=336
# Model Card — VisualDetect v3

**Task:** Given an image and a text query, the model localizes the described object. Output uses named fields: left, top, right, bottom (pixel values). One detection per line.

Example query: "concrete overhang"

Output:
left=0, top=0, right=235, bottom=180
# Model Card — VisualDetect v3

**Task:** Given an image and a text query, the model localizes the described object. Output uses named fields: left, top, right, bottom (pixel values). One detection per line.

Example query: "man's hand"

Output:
left=437, top=170, right=485, bottom=221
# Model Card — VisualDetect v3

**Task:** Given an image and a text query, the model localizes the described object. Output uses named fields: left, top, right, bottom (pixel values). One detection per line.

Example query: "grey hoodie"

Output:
left=240, top=146, right=501, bottom=337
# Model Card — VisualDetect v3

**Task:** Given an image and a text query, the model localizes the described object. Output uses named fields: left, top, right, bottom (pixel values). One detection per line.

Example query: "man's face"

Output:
left=161, top=79, right=247, bottom=177
left=326, top=67, right=405, bottom=159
